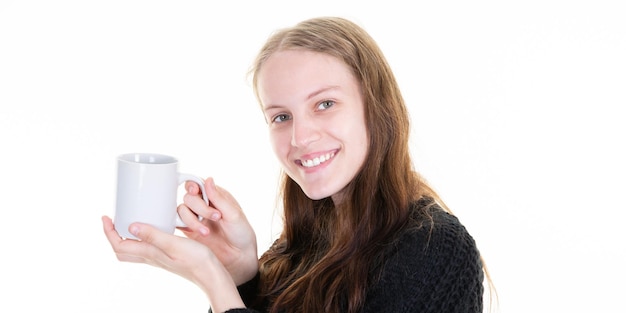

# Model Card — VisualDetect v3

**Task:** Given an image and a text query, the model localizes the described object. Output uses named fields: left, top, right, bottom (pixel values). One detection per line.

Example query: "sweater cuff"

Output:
left=208, top=273, right=260, bottom=313
left=237, top=272, right=260, bottom=306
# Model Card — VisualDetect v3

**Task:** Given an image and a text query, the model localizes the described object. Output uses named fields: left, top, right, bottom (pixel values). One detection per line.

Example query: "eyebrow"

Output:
left=307, top=85, right=340, bottom=100
left=263, top=85, right=341, bottom=112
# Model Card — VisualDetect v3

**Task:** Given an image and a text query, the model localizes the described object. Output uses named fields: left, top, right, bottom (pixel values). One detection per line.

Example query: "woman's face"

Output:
left=258, top=50, right=369, bottom=203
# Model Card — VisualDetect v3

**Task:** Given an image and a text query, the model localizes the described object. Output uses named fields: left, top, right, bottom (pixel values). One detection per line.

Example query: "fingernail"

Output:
left=130, top=225, right=139, bottom=236
left=200, top=227, right=209, bottom=236
left=211, top=213, right=220, bottom=221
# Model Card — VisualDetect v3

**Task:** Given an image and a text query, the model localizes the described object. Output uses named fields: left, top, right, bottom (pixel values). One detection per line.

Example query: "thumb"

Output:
left=130, top=222, right=176, bottom=253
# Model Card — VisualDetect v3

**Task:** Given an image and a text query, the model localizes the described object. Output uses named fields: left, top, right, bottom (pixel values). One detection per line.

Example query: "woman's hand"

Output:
left=101, top=216, right=245, bottom=312
left=177, top=177, right=259, bottom=285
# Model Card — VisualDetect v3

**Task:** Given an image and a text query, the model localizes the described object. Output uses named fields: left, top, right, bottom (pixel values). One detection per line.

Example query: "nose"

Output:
left=291, top=117, right=321, bottom=147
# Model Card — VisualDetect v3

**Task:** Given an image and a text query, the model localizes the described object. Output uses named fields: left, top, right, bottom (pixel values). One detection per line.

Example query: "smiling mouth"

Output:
left=297, top=151, right=336, bottom=168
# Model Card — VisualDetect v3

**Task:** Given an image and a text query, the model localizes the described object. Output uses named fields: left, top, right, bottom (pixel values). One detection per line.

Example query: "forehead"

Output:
left=257, top=50, right=357, bottom=105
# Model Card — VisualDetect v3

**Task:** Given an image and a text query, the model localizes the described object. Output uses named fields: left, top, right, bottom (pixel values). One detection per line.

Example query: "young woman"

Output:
left=103, top=16, right=488, bottom=313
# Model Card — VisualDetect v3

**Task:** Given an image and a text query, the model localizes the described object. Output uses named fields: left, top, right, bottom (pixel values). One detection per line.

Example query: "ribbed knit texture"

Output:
left=214, top=202, right=484, bottom=313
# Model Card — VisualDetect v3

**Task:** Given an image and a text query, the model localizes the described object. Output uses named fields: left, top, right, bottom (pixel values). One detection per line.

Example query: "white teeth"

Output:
left=301, top=152, right=335, bottom=168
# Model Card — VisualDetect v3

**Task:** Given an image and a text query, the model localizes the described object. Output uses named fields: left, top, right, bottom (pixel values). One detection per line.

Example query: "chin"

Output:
left=300, top=186, right=334, bottom=201
left=301, top=185, right=345, bottom=202
left=302, top=191, right=329, bottom=201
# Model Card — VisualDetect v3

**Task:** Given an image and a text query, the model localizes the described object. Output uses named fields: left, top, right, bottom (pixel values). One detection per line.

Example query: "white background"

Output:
left=1, top=1, right=624, bottom=312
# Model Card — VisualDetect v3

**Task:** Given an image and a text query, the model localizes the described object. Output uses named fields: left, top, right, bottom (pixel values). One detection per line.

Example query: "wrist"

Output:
left=194, top=256, right=246, bottom=312
left=229, top=254, right=260, bottom=286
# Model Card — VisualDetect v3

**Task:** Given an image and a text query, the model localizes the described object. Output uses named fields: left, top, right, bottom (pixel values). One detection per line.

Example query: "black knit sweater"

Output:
left=215, top=202, right=484, bottom=313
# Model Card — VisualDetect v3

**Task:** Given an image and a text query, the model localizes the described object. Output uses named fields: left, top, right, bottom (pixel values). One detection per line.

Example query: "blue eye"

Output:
left=272, top=114, right=291, bottom=123
left=317, top=100, right=334, bottom=110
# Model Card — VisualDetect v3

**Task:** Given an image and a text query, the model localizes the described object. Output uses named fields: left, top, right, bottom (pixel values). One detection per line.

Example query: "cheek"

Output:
left=350, top=117, right=370, bottom=160
left=344, top=115, right=369, bottom=147
left=354, top=132, right=370, bottom=164
left=269, top=131, right=291, bottom=160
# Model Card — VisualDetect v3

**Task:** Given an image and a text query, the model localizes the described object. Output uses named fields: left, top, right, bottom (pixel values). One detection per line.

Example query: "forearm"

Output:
left=208, top=274, right=262, bottom=313
left=194, top=257, right=246, bottom=313
left=226, top=254, right=260, bottom=286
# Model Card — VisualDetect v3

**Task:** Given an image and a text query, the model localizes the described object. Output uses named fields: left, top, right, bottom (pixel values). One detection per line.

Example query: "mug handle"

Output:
left=176, top=173, right=208, bottom=227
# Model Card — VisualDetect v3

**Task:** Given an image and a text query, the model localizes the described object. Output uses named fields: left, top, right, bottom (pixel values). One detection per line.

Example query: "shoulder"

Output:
left=401, top=199, right=481, bottom=268
left=375, top=199, right=483, bottom=280
left=381, top=200, right=484, bottom=310
left=363, top=200, right=484, bottom=312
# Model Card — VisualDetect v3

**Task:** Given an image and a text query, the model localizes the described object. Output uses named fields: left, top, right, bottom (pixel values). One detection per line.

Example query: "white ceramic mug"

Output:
left=114, top=153, right=207, bottom=240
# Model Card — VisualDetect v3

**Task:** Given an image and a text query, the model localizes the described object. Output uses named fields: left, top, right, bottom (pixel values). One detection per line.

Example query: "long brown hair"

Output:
left=250, top=17, right=467, bottom=313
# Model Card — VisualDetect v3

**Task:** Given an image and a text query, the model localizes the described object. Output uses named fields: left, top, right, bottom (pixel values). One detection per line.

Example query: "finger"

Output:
left=102, top=215, right=124, bottom=246
left=101, top=216, right=155, bottom=263
left=203, top=177, right=243, bottom=222
left=177, top=203, right=210, bottom=236
left=130, top=222, right=178, bottom=257
left=183, top=188, right=222, bottom=221
left=185, top=181, right=202, bottom=195
left=183, top=191, right=211, bottom=217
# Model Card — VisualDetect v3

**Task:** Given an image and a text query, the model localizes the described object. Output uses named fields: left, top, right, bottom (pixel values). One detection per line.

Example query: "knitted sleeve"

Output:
left=362, top=208, right=484, bottom=313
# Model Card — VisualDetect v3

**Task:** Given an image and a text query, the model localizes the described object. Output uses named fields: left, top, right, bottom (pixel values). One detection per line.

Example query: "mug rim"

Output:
left=118, top=153, right=178, bottom=165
